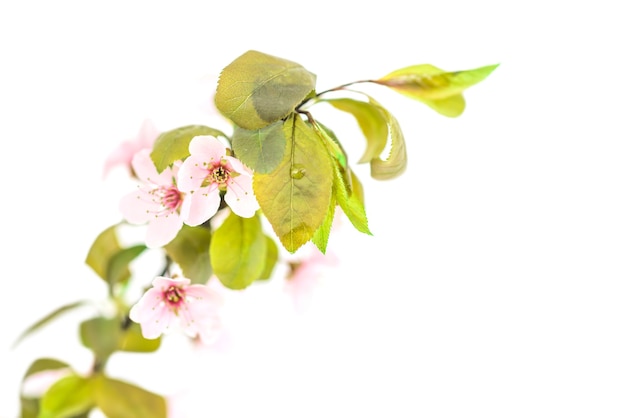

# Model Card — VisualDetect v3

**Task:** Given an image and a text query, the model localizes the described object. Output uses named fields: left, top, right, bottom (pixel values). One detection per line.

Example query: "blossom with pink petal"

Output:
left=129, top=276, right=221, bottom=344
left=103, top=119, right=160, bottom=178
left=177, top=135, right=259, bottom=225
left=119, top=149, right=190, bottom=248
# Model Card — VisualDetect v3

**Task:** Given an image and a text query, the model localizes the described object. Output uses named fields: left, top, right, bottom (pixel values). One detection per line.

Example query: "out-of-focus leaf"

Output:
left=210, top=212, right=266, bottom=289
left=231, top=121, right=286, bottom=173
left=374, top=63, right=498, bottom=117
left=79, top=317, right=120, bottom=361
left=39, top=374, right=94, bottom=418
left=13, top=301, right=89, bottom=348
left=326, top=97, right=388, bottom=163
left=93, top=375, right=167, bottom=418
left=215, top=50, right=316, bottom=130
left=165, top=225, right=212, bottom=284
left=107, top=244, right=146, bottom=288
left=257, top=235, right=279, bottom=281
left=118, top=322, right=161, bottom=353
left=20, top=358, right=72, bottom=418
left=150, top=124, right=227, bottom=173
left=253, top=114, right=333, bottom=252
left=85, top=224, right=123, bottom=280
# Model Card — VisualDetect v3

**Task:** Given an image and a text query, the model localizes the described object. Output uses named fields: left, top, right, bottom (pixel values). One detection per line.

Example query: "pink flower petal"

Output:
left=183, top=186, right=221, bottom=226
left=176, top=155, right=211, bottom=192
left=119, top=189, right=152, bottom=224
left=144, top=211, right=183, bottom=248
left=225, top=175, right=259, bottom=218
left=188, top=135, right=226, bottom=159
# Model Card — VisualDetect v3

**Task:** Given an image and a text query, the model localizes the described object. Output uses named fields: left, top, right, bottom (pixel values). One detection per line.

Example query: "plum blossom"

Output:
left=129, top=276, right=222, bottom=344
left=119, top=149, right=190, bottom=248
left=102, top=119, right=159, bottom=178
left=177, top=135, right=259, bottom=225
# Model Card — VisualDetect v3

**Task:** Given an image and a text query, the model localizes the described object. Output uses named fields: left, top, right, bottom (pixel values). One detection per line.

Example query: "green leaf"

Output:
left=79, top=317, right=120, bottom=362
left=39, top=374, right=94, bottom=418
left=93, top=375, right=166, bottom=418
left=150, top=124, right=228, bottom=173
left=215, top=50, right=317, bottom=130
left=257, top=235, right=279, bottom=281
left=107, top=244, right=147, bottom=288
left=311, top=195, right=336, bottom=254
left=21, top=359, right=72, bottom=418
left=375, top=63, right=498, bottom=117
left=210, top=212, right=266, bottom=289
left=164, top=225, right=212, bottom=284
left=332, top=157, right=371, bottom=235
left=367, top=97, right=407, bottom=180
left=13, top=301, right=89, bottom=348
left=325, top=98, right=388, bottom=163
left=85, top=224, right=124, bottom=281
left=253, top=114, right=333, bottom=252
left=231, top=121, right=286, bottom=174
left=118, top=322, right=161, bottom=353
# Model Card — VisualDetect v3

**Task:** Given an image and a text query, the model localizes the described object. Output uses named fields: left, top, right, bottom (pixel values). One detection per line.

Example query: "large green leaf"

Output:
left=326, top=98, right=388, bottom=163
left=257, top=235, right=279, bottom=281
left=231, top=121, right=286, bottom=174
left=79, top=317, right=120, bottom=362
left=150, top=124, right=228, bottom=173
left=253, top=114, right=333, bottom=252
left=13, top=301, right=89, bottom=348
left=93, top=375, right=166, bottom=418
left=164, top=224, right=212, bottom=284
left=118, top=322, right=161, bottom=353
left=374, top=63, right=498, bottom=117
left=210, top=212, right=266, bottom=289
left=39, top=374, right=94, bottom=418
left=215, top=50, right=317, bottom=130
left=20, top=358, right=72, bottom=418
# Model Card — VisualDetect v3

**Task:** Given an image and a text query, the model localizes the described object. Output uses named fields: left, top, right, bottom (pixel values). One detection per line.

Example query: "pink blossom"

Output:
left=102, top=119, right=160, bottom=178
left=129, top=276, right=221, bottom=344
left=119, top=149, right=190, bottom=248
left=177, top=135, right=259, bottom=224
left=284, top=247, right=340, bottom=314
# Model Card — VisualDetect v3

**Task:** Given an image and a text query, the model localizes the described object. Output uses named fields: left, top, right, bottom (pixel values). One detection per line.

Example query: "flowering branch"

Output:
left=14, top=49, right=497, bottom=417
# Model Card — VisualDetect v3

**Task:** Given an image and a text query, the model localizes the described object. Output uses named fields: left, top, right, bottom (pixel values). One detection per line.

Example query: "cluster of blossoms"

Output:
left=108, top=122, right=260, bottom=343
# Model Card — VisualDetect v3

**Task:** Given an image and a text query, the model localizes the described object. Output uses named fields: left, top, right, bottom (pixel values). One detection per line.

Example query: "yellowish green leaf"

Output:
left=367, top=97, right=407, bottom=180
left=311, top=195, right=336, bottom=254
left=257, top=235, right=279, bottom=281
left=210, top=212, right=266, bottom=289
left=107, top=244, right=146, bottom=287
left=93, top=375, right=166, bottom=418
left=85, top=224, right=123, bottom=280
left=253, top=114, right=333, bottom=252
left=231, top=121, right=286, bottom=174
left=164, top=225, right=212, bottom=284
left=325, top=98, right=388, bottom=163
left=118, top=322, right=161, bottom=353
left=215, top=50, right=316, bottom=130
left=150, top=124, right=227, bottom=173
left=39, top=374, right=94, bottom=418
left=13, top=301, right=89, bottom=348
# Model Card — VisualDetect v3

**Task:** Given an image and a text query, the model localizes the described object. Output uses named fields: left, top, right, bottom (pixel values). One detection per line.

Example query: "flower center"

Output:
left=164, top=286, right=185, bottom=307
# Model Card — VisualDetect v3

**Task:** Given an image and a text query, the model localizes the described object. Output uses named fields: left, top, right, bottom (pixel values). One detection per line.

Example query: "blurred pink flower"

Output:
left=129, top=276, right=222, bottom=344
left=284, top=247, right=340, bottom=314
left=102, top=119, right=160, bottom=178
left=177, top=135, right=259, bottom=224
left=119, top=149, right=191, bottom=248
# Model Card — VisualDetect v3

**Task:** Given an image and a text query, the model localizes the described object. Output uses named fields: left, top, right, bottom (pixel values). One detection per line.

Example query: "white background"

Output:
left=1, top=1, right=625, bottom=417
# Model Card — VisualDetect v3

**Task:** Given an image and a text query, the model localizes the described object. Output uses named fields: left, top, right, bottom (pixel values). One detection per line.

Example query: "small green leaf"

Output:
left=93, top=375, right=166, bottom=418
left=13, top=301, right=89, bottom=348
left=253, top=114, right=333, bottom=252
left=311, top=195, right=336, bottom=254
left=231, top=121, right=286, bottom=173
left=325, top=98, right=388, bottom=163
left=150, top=124, right=228, bottom=173
left=107, top=244, right=147, bottom=288
left=257, top=235, right=279, bottom=281
left=85, top=224, right=123, bottom=280
left=118, top=322, right=161, bottom=353
left=21, top=359, right=72, bottom=418
left=164, top=225, right=212, bottom=284
left=215, top=50, right=317, bottom=130
left=366, top=97, right=407, bottom=180
left=79, top=317, right=120, bottom=361
left=375, top=63, right=498, bottom=117
left=332, top=158, right=371, bottom=235
left=210, top=212, right=266, bottom=289
left=39, top=374, right=94, bottom=418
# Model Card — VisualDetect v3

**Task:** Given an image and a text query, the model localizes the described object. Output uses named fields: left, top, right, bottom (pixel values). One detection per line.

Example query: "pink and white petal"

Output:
left=183, top=187, right=221, bottom=226
left=136, top=119, right=160, bottom=148
left=177, top=156, right=210, bottom=192
left=119, top=189, right=153, bottom=224
left=131, top=149, right=161, bottom=183
left=184, top=284, right=220, bottom=303
left=129, top=288, right=165, bottom=322
left=223, top=155, right=250, bottom=175
left=144, top=213, right=183, bottom=248
left=188, top=135, right=226, bottom=160
left=225, top=176, right=259, bottom=218
left=152, top=276, right=190, bottom=288
left=141, top=307, right=176, bottom=339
